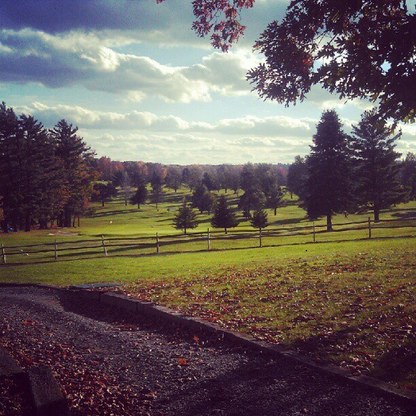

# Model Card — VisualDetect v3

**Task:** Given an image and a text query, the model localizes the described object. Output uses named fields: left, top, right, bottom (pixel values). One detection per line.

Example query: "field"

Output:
left=0, top=188, right=415, bottom=392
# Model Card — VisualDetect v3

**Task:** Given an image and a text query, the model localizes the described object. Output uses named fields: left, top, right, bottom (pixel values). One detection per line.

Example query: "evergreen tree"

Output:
left=211, top=195, right=238, bottom=234
left=51, top=119, right=96, bottom=228
left=251, top=209, right=269, bottom=230
left=130, top=183, right=148, bottom=209
left=238, top=189, right=266, bottom=219
left=267, top=185, right=284, bottom=216
left=302, top=110, right=353, bottom=231
left=351, top=110, right=404, bottom=222
left=150, top=172, right=163, bottom=209
left=0, top=102, right=23, bottom=231
left=173, top=200, right=198, bottom=234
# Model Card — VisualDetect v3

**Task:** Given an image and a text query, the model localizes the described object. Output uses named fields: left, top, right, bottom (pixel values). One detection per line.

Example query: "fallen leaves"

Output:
left=126, top=248, right=416, bottom=390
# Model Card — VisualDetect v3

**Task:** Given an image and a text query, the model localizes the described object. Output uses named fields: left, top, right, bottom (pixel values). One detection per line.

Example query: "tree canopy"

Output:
left=158, top=0, right=416, bottom=123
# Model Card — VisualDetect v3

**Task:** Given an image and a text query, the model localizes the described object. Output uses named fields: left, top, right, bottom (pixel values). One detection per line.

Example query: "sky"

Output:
left=1, top=0, right=415, bottom=165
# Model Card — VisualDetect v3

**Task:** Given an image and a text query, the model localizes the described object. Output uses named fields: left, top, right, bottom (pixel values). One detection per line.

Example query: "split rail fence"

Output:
left=1, top=217, right=415, bottom=265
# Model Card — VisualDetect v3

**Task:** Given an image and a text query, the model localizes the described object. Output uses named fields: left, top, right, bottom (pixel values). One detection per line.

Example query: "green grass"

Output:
left=0, top=188, right=415, bottom=391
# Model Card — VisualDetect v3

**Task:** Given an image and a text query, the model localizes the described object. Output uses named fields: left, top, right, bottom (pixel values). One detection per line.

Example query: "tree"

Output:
left=267, top=184, right=284, bottom=216
left=165, top=166, right=182, bottom=192
left=238, top=189, right=266, bottom=218
left=173, top=200, right=198, bottom=234
left=52, top=119, right=96, bottom=228
left=92, top=182, right=117, bottom=207
left=150, top=172, right=163, bottom=209
left=287, top=156, right=308, bottom=199
left=250, top=208, right=269, bottom=230
left=401, top=152, right=416, bottom=200
left=159, top=1, right=416, bottom=123
left=130, top=183, right=148, bottom=209
left=191, top=183, right=215, bottom=213
left=302, top=110, right=353, bottom=231
left=351, top=110, right=404, bottom=222
left=211, top=195, right=238, bottom=234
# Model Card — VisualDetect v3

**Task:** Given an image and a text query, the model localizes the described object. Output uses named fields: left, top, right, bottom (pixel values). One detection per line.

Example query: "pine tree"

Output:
left=302, top=110, right=353, bottom=231
left=130, top=183, right=148, bottom=209
left=250, top=209, right=269, bottom=230
left=211, top=195, right=238, bottom=234
left=173, top=200, right=198, bottom=234
left=351, top=110, right=404, bottom=222
left=51, top=119, right=96, bottom=227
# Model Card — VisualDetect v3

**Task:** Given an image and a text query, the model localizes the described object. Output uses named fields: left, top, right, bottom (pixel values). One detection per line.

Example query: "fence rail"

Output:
left=1, top=217, right=415, bottom=264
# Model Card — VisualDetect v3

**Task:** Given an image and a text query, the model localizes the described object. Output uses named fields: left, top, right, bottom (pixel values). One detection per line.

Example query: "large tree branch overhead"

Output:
left=157, top=0, right=416, bottom=123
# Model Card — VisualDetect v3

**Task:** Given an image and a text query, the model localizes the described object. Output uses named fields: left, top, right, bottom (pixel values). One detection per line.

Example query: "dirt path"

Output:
left=0, top=286, right=413, bottom=416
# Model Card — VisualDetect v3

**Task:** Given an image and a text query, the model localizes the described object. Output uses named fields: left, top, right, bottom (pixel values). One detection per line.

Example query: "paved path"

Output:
left=0, top=286, right=414, bottom=416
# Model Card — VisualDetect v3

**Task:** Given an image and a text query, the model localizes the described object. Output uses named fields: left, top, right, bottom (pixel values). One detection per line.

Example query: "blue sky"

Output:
left=1, top=0, right=415, bottom=164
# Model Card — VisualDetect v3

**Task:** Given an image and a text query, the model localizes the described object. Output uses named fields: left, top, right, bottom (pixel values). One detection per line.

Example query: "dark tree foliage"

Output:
left=173, top=200, right=198, bottom=234
left=351, top=110, right=404, bottom=221
left=159, top=1, right=416, bottom=123
left=238, top=189, right=266, bottom=218
left=92, top=183, right=117, bottom=207
left=191, top=183, right=215, bottom=213
left=165, top=166, right=182, bottom=192
left=401, top=152, right=416, bottom=200
left=202, top=172, right=217, bottom=191
left=0, top=103, right=96, bottom=231
left=302, top=110, right=353, bottom=231
left=211, top=195, right=238, bottom=234
left=250, top=208, right=268, bottom=230
left=266, top=184, right=284, bottom=216
left=150, top=172, right=163, bottom=209
left=287, top=156, right=308, bottom=199
left=130, top=183, right=148, bottom=209
left=52, top=119, right=96, bottom=227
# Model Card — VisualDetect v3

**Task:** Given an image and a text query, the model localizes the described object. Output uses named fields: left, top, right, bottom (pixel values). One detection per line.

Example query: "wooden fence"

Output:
left=1, top=217, right=415, bottom=264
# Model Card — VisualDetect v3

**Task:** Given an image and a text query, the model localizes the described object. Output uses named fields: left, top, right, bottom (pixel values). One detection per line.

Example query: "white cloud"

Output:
left=0, top=28, right=255, bottom=103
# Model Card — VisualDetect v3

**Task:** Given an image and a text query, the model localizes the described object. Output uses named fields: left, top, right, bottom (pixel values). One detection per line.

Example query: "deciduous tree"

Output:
left=159, top=0, right=416, bottom=123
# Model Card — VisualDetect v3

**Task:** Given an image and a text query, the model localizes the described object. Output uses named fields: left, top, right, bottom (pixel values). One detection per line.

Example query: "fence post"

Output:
left=368, top=217, right=372, bottom=239
left=259, top=228, right=263, bottom=248
left=207, top=228, right=211, bottom=251
left=156, top=232, right=160, bottom=254
left=1, top=244, right=6, bottom=264
left=54, top=240, right=58, bottom=261
left=101, top=235, right=108, bottom=257
left=313, top=221, right=316, bottom=243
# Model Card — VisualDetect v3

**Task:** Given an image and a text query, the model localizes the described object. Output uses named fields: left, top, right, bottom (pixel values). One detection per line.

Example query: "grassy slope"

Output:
left=0, top=188, right=415, bottom=390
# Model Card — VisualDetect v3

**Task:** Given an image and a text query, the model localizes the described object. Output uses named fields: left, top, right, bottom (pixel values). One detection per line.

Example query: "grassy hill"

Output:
left=0, top=187, right=415, bottom=391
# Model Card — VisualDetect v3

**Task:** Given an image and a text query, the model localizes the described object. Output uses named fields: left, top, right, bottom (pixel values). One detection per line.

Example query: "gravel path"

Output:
left=0, top=286, right=414, bottom=416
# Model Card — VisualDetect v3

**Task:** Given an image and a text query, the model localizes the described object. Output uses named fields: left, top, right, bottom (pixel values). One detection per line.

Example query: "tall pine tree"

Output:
left=351, top=110, right=404, bottom=222
left=302, top=110, right=353, bottom=231
left=211, top=195, right=238, bottom=234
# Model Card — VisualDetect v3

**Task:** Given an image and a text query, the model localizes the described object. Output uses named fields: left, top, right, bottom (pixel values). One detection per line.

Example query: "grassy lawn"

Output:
left=0, top=189, right=415, bottom=392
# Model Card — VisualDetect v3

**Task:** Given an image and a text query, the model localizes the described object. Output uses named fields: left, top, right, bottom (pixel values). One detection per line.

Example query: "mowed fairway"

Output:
left=0, top=189, right=415, bottom=392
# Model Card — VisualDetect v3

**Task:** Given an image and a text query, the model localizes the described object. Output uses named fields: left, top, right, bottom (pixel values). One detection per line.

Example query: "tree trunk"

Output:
left=274, top=207, right=277, bottom=216
left=326, top=214, right=333, bottom=232
left=224, top=227, right=228, bottom=234
left=374, top=206, right=380, bottom=222
left=102, top=200, right=105, bottom=207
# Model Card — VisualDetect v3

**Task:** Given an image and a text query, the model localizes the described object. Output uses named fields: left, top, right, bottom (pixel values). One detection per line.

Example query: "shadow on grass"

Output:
left=2, top=234, right=415, bottom=267
left=92, top=209, right=140, bottom=218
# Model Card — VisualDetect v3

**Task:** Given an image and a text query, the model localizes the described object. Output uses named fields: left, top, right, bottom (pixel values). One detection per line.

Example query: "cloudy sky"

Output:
left=1, top=0, right=415, bottom=164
